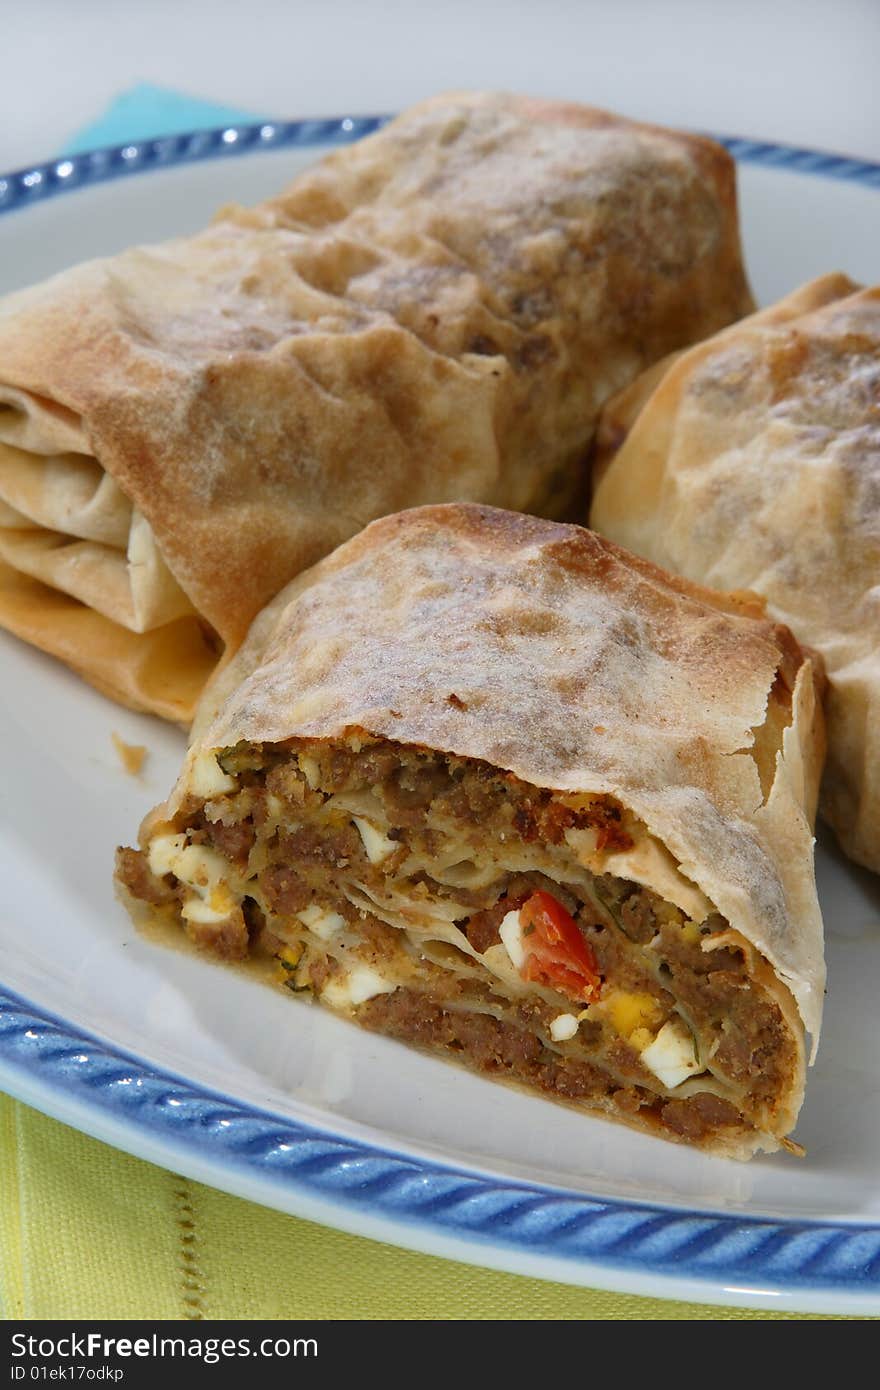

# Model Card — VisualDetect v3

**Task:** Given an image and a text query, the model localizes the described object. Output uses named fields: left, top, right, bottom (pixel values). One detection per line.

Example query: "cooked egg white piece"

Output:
left=639, top=1019, right=703, bottom=1089
left=188, top=751, right=237, bottom=799
left=549, top=1013, right=579, bottom=1041
left=297, top=904, right=347, bottom=941
left=322, top=965, right=398, bottom=1009
left=147, top=832, right=187, bottom=879
left=181, top=889, right=236, bottom=925
left=149, top=835, right=230, bottom=896
left=498, top=909, right=526, bottom=969
left=147, top=835, right=237, bottom=925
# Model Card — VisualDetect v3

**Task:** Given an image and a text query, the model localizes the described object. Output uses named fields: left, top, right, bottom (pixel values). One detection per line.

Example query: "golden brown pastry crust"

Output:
left=0, top=92, right=753, bottom=719
left=591, top=273, right=880, bottom=872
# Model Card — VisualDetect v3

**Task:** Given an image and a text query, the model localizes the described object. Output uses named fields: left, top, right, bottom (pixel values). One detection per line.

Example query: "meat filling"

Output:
left=115, top=735, right=801, bottom=1150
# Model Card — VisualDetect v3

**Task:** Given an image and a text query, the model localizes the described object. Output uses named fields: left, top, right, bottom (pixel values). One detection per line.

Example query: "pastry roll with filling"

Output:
left=0, top=91, right=754, bottom=721
left=591, top=273, right=880, bottom=873
left=116, top=505, right=825, bottom=1158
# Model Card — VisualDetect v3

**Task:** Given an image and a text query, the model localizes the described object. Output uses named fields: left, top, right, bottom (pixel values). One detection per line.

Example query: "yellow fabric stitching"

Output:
left=171, top=1178, right=206, bottom=1321
left=0, top=1096, right=858, bottom=1319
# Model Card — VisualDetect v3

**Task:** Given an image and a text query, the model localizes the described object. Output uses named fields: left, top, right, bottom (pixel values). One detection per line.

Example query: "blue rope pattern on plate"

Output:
left=1, top=984, right=878, bottom=1293
left=1, top=116, right=879, bottom=214
left=0, top=117, right=390, bottom=212
left=1, top=115, right=879, bottom=1299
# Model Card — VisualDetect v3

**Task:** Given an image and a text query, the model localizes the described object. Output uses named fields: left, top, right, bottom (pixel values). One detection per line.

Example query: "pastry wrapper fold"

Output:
left=591, top=273, right=879, bottom=872
left=0, top=92, right=753, bottom=720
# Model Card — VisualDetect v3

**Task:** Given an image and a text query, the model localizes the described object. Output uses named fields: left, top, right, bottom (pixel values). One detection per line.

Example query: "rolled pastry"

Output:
left=0, top=91, right=754, bottom=720
left=116, top=504, right=825, bottom=1158
left=591, top=273, right=880, bottom=872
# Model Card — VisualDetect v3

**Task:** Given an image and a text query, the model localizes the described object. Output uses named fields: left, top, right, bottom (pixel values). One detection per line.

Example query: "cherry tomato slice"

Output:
left=519, top=890, right=601, bottom=1003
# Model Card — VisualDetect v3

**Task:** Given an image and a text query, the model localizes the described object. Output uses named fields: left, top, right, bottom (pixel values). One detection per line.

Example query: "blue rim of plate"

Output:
left=1, top=114, right=880, bottom=212
left=3, top=978, right=880, bottom=1309
left=1, top=115, right=879, bottom=1312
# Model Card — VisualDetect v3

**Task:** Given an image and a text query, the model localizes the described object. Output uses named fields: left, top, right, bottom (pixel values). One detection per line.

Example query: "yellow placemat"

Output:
left=0, top=1093, right=842, bottom=1320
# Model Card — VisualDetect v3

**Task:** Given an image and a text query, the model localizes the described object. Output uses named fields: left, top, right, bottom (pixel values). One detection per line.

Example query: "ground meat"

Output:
left=540, top=1056, right=610, bottom=1100
left=359, top=988, right=747, bottom=1144
left=296, top=738, right=632, bottom=857
left=206, top=818, right=255, bottom=866
left=122, top=733, right=794, bottom=1144
left=592, top=874, right=658, bottom=943
left=256, top=815, right=388, bottom=921
left=588, top=799, right=634, bottom=852
left=712, top=1025, right=754, bottom=1084
left=249, top=786, right=274, bottom=830
left=444, top=772, right=629, bottom=853
left=513, top=799, right=582, bottom=844
left=361, top=991, right=545, bottom=1073
left=654, top=919, right=796, bottom=1109
left=619, top=892, right=657, bottom=944
left=356, top=914, right=404, bottom=953
left=116, top=838, right=248, bottom=960
left=264, top=761, right=311, bottom=805
left=580, top=903, right=670, bottom=1006
left=464, top=900, right=513, bottom=953
left=433, top=765, right=511, bottom=826
left=662, top=928, right=742, bottom=979
left=260, top=926, right=286, bottom=958
left=304, top=952, right=334, bottom=993
left=184, top=908, right=249, bottom=961
left=715, top=1004, right=792, bottom=1106
left=259, top=863, right=313, bottom=918
left=379, top=763, right=458, bottom=828
left=114, top=847, right=177, bottom=907
left=312, top=743, right=404, bottom=795
left=458, top=1009, right=547, bottom=1071
left=515, top=796, right=632, bottom=851
left=276, top=823, right=359, bottom=867
left=660, top=1092, right=742, bottom=1142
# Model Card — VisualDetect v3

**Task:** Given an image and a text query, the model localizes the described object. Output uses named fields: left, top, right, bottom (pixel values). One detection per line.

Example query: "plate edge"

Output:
left=1, top=117, right=879, bottom=216
left=1, top=981, right=878, bottom=1311
left=1, top=112, right=879, bottom=1313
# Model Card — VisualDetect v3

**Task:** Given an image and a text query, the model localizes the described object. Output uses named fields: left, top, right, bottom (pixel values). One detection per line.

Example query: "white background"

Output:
left=3, top=0, right=880, bottom=169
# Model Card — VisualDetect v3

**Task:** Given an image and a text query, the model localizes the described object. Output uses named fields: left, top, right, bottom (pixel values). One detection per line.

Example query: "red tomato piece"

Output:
left=519, top=890, right=602, bottom=1003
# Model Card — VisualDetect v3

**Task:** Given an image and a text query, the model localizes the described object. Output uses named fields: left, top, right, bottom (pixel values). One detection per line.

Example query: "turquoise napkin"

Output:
left=64, top=81, right=266, bottom=153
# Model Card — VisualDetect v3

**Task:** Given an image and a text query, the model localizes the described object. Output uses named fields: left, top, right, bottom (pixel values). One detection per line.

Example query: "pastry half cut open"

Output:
left=116, top=505, right=825, bottom=1158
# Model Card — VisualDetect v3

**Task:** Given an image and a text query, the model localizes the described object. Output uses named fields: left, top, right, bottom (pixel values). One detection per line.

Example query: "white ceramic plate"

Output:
left=1, top=120, right=880, bottom=1316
